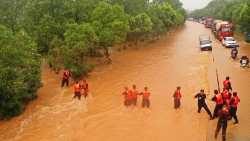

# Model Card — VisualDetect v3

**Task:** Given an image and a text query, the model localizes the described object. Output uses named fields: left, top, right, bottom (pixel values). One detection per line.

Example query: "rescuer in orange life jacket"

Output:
left=214, top=104, right=230, bottom=141
left=221, top=88, right=232, bottom=104
left=122, top=87, right=132, bottom=106
left=228, top=92, right=240, bottom=124
left=223, top=76, right=232, bottom=91
left=73, top=81, right=82, bottom=100
left=138, top=87, right=150, bottom=108
left=131, top=85, right=138, bottom=106
left=194, top=89, right=213, bottom=119
left=81, top=80, right=89, bottom=98
left=211, top=89, right=224, bottom=120
left=173, top=86, right=181, bottom=109
left=61, top=69, right=70, bottom=87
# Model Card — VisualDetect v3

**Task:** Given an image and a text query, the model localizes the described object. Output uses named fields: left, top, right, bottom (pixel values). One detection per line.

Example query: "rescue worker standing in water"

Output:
left=211, top=89, right=223, bottom=119
left=139, top=87, right=150, bottom=108
left=131, top=85, right=138, bottom=106
left=73, top=81, right=82, bottom=100
left=122, top=87, right=132, bottom=106
left=214, top=104, right=230, bottom=141
left=194, top=89, right=213, bottom=119
left=228, top=92, right=240, bottom=124
left=223, top=76, right=232, bottom=91
left=81, top=80, right=89, bottom=98
left=61, top=69, right=70, bottom=87
left=173, top=86, right=181, bottom=109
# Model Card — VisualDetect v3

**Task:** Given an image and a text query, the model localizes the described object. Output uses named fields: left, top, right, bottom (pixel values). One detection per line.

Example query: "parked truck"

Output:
left=215, top=22, right=234, bottom=41
left=211, top=20, right=222, bottom=34
left=205, top=18, right=213, bottom=28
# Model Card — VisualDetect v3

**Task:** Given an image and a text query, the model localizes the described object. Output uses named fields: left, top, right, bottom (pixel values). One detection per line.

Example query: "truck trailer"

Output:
left=211, top=20, right=222, bottom=34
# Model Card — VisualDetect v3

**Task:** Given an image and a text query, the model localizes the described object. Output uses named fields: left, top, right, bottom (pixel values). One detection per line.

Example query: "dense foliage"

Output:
left=0, top=25, right=43, bottom=120
left=189, top=0, right=250, bottom=34
left=0, top=0, right=187, bottom=119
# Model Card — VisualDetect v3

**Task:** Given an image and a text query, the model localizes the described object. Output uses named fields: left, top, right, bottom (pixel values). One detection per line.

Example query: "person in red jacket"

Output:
left=131, top=85, right=138, bottom=106
left=73, top=81, right=82, bottom=100
left=223, top=76, right=232, bottom=91
left=173, top=86, right=181, bottom=109
left=211, top=89, right=223, bottom=119
left=61, top=69, right=70, bottom=87
left=214, top=104, right=230, bottom=141
left=122, top=87, right=132, bottom=106
left=81, top=80, right=89, bottom=98
left=221, top=88, right=232, bottom=104
left=228, top=92, right=240, bottom=124
left=139, top=87, right=150, bottom=108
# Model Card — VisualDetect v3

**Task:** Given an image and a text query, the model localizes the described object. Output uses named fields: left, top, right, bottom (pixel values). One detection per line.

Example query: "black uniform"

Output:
left=194, top=93, right=212, bottom=118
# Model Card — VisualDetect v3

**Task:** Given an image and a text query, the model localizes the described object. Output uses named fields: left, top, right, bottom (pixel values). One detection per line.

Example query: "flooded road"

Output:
left=1, top=21, right=250, bottom=141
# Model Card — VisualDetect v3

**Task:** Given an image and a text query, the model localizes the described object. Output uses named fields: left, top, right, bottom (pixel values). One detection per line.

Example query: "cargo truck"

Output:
left=205, top=18, right=213, bottom=28
left=215, top=22, right=234, bottom=41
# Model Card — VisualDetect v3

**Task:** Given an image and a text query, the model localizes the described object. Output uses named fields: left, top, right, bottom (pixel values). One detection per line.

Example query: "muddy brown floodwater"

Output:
left=1, top=21, right=250, bottom=141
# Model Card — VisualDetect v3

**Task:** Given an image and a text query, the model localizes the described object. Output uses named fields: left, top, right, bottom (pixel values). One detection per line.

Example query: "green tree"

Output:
left=130, top=13, right=153, bottom=49
left=0, top=0, right=28, bottom=34
left=0, top=25, right=42, bottom=120
left=48, top=23, right=98, bottom=78
left=109, top=0, right=149, bottom=16
left=91, top=2, right=130, bottom=57
left=240, top=2, right=250, bottom=33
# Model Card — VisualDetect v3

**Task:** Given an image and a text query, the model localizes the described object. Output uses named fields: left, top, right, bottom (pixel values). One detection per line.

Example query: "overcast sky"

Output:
left=179, top=0, right=211, bottom=11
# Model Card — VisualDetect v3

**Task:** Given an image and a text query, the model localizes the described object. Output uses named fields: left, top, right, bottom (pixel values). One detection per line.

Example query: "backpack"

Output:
left=220, top=110, right=227, bottom=126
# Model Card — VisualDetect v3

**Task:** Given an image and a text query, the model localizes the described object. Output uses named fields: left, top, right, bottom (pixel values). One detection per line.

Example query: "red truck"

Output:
left=215, top=23, right=235, bottom=41
left=205, top=18, right=213, bottom=28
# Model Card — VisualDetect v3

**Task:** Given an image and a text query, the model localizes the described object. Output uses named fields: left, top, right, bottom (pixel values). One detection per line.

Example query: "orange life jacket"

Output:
left=222, top=91, right=231, bottom=99
left=142, top=90, right=150, bottom=99
left=215, top=94, right=223, bottom=105
left=230, top=96, right=240, bottom=107
left=124, top=90, right=132, bottom=100
left=131, top=89, right=138, bottom=98
left=174, top=90, right=181, bottom=100
left=63, top=71, right=70, bottom=79
left=223, top=80, right=229, bottom=88
left=74, top=84, right=81, bottom=92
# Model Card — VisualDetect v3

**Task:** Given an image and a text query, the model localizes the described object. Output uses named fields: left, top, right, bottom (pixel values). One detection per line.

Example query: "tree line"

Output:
left=189, top=0, right=250, bottom=34
left=0, top=0, right=187, bottom=119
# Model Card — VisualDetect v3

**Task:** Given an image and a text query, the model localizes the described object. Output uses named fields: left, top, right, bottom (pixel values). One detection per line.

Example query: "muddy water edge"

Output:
left=0, top=21, right=250, bottom=141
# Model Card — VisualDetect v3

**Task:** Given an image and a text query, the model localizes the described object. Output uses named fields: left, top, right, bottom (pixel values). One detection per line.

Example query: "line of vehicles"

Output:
left=198, top=17, right=237, bottom=51
left=197, top=17, right=249, bottom=68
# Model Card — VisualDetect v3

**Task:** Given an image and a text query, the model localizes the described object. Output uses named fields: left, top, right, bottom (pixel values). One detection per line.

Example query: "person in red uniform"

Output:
left=211, top=89, right=223, bottom=119
left=73, top=81, right=82, bottom=100
left=228, top=92, right=240, bottom=124
left=81, top=80, right=89, bottom=98
left=223, top=76, right=232, bottom=91
left=221, top=88, right=232, bottom=104
left=122, top=87, right=132, bottom=106
left=61, top=69, right=70, bottom=87
left=131, top=85, right=138, bottom=106
left=139, top=87, right=150, bottom=108
left=214, top=104, right=230, bottom=141
left=173, top=86, right=181, bottom=109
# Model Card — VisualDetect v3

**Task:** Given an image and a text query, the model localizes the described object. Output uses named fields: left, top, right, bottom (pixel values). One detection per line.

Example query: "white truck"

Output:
left=199, top=34, right=212, bottom=51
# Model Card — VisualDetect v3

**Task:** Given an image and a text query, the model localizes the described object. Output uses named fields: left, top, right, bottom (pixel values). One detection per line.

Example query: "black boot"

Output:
left=222, top=135, right=226, bottom=141
left=214, top=133, right=218, bottom=139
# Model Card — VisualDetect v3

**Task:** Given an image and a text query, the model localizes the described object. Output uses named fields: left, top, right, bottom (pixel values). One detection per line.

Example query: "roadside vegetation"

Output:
left=0, top=0, right=187, bottom=119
